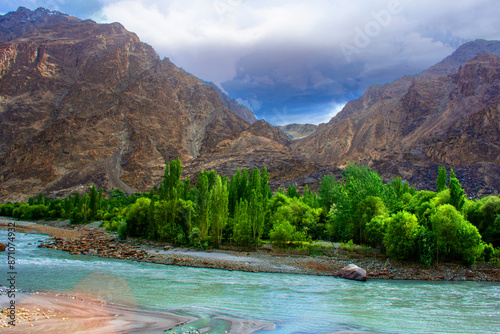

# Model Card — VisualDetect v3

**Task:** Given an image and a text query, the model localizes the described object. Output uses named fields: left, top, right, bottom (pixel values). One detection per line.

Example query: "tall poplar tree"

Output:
left=196, top=171, right=211, bottom=240
left=209, top=176, right=229, bottom=246
left=449, top=169, right=465, bottom=211
left=436, top=166, right=447, bottom=192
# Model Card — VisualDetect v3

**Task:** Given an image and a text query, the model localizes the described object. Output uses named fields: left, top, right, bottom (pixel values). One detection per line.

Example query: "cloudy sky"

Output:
left=1, top=1, right=499, bottom=125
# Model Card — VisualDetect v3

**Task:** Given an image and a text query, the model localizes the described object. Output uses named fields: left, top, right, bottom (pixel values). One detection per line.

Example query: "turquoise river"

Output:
left=1, top=230, right=500, bottom=333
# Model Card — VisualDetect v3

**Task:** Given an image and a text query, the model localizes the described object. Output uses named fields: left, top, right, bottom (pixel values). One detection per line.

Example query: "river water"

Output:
left=1, top=230, right=500, bottom=333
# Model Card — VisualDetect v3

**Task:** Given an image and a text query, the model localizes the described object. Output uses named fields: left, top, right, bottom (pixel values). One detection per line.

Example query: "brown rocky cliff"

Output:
left=0, top=8, right=249, bottom=201
left=295, top=50, right=500, bottom=195
left=184, top=119, right=338, bottom=191
left=203, top=80, right=257, bottom=124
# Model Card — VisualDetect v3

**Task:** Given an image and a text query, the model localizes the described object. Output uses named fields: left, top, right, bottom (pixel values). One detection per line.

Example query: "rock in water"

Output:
left=0, top=243, right=5, bottom=251
left=338, top=264, right=367, bottom=281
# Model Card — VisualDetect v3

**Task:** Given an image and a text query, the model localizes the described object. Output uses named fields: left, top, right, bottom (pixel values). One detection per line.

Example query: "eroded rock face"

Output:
left=184, top=120, right=341, bottom=191
left=295, top=42, right=500, bottom=196
left=0, top=7, right=249, bottom=201
left=338, top=264, right=367, bottom=281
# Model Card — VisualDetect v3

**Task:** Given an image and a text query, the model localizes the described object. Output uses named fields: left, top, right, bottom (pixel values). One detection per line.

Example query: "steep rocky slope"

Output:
left=203, top=81, right=257, bottom=124
left=0, top=7, right=250, bottom=201
left=185, top=120, right=340, bottom=190
left=295, top=42, right=500, bottom=195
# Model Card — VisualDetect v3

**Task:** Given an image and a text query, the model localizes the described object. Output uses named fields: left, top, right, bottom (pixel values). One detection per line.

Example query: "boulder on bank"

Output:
left=0, top=243, right=5, bottom=252
left=338, top=264, right=367, bottom=281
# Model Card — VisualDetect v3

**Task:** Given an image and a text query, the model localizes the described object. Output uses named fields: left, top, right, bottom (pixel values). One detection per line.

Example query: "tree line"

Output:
left=1, top=160, right=499, bottom=266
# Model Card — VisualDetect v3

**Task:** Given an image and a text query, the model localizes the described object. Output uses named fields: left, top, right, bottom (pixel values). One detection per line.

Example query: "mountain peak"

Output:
left=422, top=39, right=500, bottom=78
left=0, top=6, right=80, bottom=41
left=1, top=6, right=68, bottom=23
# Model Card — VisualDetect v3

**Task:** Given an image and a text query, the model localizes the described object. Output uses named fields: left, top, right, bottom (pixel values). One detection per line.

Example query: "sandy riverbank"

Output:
left=0, top=292, right=196, bottom=333
left=0, top=292, right=278, bottom=334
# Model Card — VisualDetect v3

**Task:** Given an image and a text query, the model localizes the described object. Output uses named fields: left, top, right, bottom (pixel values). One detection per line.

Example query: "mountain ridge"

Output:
left=294, top=49, right=500, bottom=195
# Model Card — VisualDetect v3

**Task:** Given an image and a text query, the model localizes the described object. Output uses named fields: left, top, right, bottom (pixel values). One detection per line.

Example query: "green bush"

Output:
left=416, top=226, right=435, bottom=266
left=124, top=197, right=151, bottom=237
left=430, top=204, right=483, bottom=265
left=0, top=203, right=15, bottom=216
left=482, top=243, right=494, bottom=262
left=117, top=219, right=128, bottom=240
left=351, top=196, right=388, bottom=245
left=383, top=211, right=420, bottom=260
left=189, top=227, right=203, bottom=249
left=365, top=215, right=388, bottom=247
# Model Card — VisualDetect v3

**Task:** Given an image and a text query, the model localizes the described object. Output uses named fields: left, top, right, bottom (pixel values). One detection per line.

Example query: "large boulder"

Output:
left=0, top=243, right=6, bottom=252
left=338, top=264, right=367, bottom=281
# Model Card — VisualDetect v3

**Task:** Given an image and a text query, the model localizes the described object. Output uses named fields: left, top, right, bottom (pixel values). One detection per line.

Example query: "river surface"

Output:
left=1, top=230, right=500, bottom=333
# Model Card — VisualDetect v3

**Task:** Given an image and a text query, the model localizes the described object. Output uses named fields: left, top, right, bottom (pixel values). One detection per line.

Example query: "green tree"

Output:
left=286, top=185, right=299, bottom=198
left=37, top=192, right=44, bottom=205
left=89, top=185, right=98, bottom=221
left=383, top=211, right=420, bottom=260
left=324, top=163, right=388, bottom=242
left=436, top=166, right=447, bottom=192
left=195, top=171, right=211, bottom=240
left=416, top=226, right=435, bottom=266
left=147, top=198, right=157, bottom=239
left=365, top=215, right=388, bottom=247
left=351, top=196, right=388, bottom=245
left=430, top=204, right=484, bottom=265
left=233, top=199, right=252, bottom=247
left=270, top=220, right=295, bottom=248
left=161, top=158, right=182, bottom=201
left=228, top=168, right=241, bottom=217
left=125, top=197, right=151, bottom=237
left=209, top=176, right=229, bottom=246
left=248, top=189, right=265, bottom=246
left=449, top=169, right=465, bottom=211
left=177, top=199, right=194, bottom=244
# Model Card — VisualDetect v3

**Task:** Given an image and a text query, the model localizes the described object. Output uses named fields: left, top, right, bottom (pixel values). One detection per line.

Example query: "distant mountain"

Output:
left=184, top=120, right=339, bottom=190
left=295, top=41, right=500, bottom=196
left=277, top=123, right=318, bottom=140
left=0, top=7, right=250, bottom=201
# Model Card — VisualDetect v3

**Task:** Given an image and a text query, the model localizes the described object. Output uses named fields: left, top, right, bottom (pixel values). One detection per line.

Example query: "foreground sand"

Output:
left=0, top=292, right=195, bottom=333
left=0, top=292, right=276, bottom=334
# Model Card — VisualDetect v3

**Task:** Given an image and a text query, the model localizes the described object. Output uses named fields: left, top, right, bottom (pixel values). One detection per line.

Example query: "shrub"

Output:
left=189, top=227, right=203, bottom=249
left=416, top=226, right=435, bottom=266
left=365, top=215, right=388, bottom=247
left=430, top=204, right=484, bottom=265
left=351, top=196, right=388, bottom=245
left=117, top=219, right=128, bottom=240
left=383, top=211, right=420, bottom=260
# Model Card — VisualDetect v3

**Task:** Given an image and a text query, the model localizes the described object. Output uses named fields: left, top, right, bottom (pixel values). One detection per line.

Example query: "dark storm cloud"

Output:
left=2, top=0, right=500, bottom=124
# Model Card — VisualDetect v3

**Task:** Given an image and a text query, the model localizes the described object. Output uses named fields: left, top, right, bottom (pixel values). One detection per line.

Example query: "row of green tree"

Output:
left=1, top=161, right=498, bottom=265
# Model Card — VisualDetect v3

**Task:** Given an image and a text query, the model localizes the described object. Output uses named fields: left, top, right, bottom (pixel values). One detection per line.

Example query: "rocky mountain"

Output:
left=0, top=7, right=252, bottom=201
left=203, top=81, right=257, bottom=124
left=1, top=7, right=499, bottom=201
left=277, top=123, right=318, bottom=140
left=184, top=120, right=340, bottom=189
left=295, top=41, right=500, bottom=196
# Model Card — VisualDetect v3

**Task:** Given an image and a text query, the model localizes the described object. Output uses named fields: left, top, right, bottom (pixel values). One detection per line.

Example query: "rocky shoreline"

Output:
left=27, top=221, right=500, bottom=282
